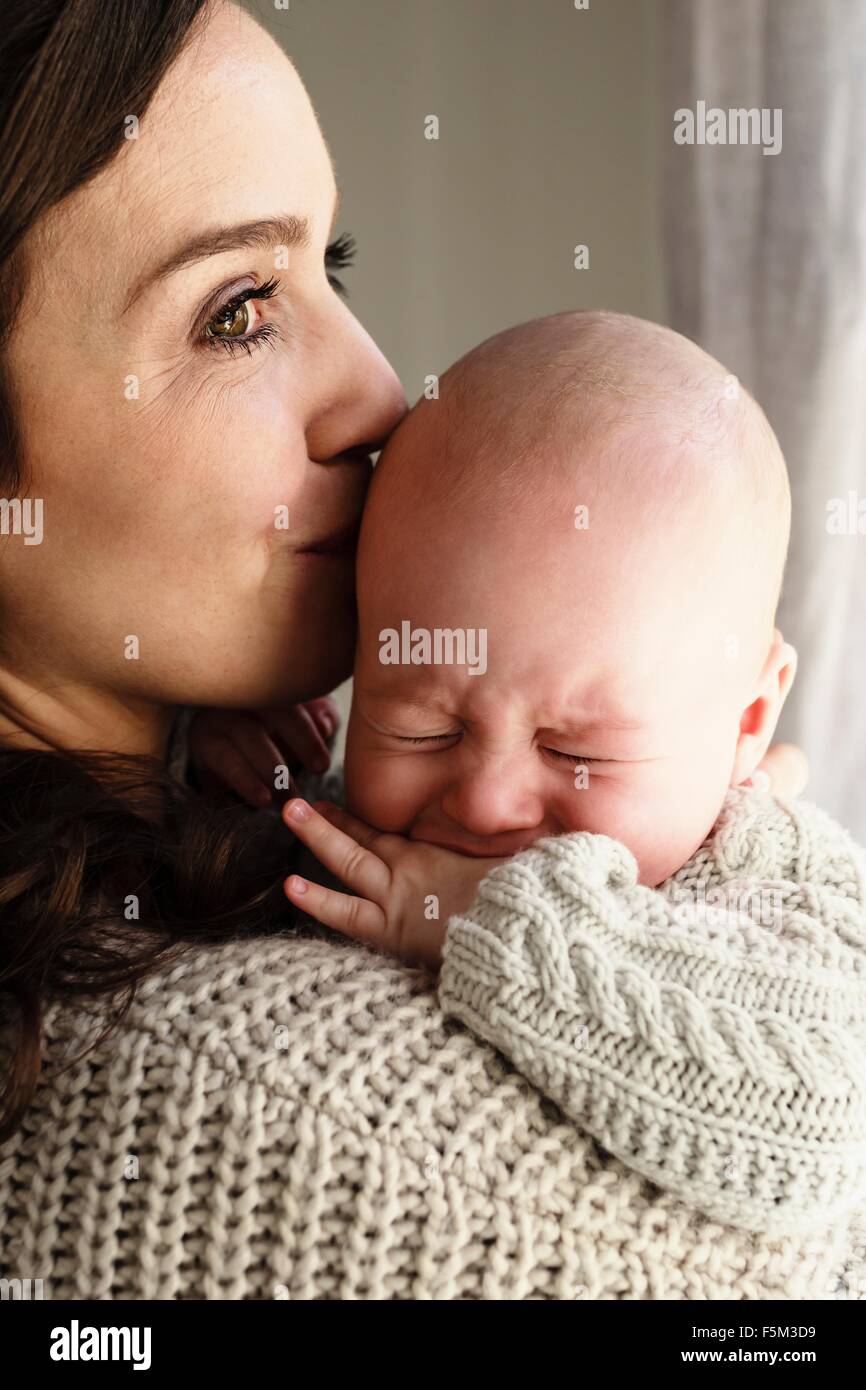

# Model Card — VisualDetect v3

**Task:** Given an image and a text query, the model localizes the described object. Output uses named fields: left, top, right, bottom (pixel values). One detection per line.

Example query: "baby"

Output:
left=188, top=312, right=866, bottom=1235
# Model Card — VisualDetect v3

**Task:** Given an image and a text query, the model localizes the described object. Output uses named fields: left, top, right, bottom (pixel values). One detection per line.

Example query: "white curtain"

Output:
left=663, top=0, right=866, bottom=840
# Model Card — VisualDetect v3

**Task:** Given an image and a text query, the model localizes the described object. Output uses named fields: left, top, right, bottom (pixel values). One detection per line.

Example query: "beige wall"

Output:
left=242, top=0, right=665, bottom=397
left=241, top=0, right=665, bottom=744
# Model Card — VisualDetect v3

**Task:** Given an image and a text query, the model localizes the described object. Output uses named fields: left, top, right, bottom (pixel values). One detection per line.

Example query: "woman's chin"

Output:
left=260, top=636, right=355, bottom=708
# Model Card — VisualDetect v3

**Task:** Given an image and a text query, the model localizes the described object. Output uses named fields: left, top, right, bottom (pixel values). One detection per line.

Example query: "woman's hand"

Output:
left=750, top=743, right=810, bottom=797
left=282, top=799, right=503, bottom=970
left=188, top=699, right=339, bottom=807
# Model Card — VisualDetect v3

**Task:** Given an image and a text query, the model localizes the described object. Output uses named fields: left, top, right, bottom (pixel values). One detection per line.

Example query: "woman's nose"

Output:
left=306, top=302, right=407, bottom=462
left=440, top=761, right=546, bottom=839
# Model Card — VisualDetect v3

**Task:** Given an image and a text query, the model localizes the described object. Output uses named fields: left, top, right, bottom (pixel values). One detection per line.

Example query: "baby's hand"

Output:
left=188, top=699, right=339, bottom=807
left=282, top=798, right=503, bottom=970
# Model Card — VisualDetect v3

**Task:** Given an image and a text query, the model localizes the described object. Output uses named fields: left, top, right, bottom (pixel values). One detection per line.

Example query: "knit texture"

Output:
left=0, top=926, right=859, bottom=1300
left=440, top=789, right=866, bottom=1237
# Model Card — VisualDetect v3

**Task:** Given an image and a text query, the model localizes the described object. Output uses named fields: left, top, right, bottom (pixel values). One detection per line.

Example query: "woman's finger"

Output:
left=284, top=874, right=385, bottom=944
left=282, top=799, right=390, bottom=900
left=221, top=717, right=287, bottom=797
left=264, top=705, right=331, bottom=774
left=305, top=696, right=340, bottom=740
left=202, top=733, right=274, bottom=807
left=190, top=711, right=286, bottom=802
left=757, top=743, right=810, bottom=797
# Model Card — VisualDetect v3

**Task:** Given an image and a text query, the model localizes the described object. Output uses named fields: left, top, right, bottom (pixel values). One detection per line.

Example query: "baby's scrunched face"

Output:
left=347, top=645, right=739, bottom=888
left=346, top=443, right=782, bottom=886
left=348, top=578, right=744, bottom=886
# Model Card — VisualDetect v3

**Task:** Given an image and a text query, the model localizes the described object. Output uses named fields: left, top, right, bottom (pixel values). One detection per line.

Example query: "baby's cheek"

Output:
left=550, top=778, right=650, bottom=869
left=624, top=771, right=733, bottom=884
left=552, top=764, right=729, bottom=886
left=344, top=745, right=430, bottom=834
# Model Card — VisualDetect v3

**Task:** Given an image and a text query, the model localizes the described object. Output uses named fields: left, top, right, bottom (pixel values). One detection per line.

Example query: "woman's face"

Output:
left=2, top=1, right=405, bottom=747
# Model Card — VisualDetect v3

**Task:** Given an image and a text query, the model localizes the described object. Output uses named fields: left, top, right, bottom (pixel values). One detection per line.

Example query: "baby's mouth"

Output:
left=412, top=830, right=536, bottom=859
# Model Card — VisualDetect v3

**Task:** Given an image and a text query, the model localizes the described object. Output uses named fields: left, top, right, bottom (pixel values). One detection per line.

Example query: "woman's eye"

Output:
left=206, top=299, right=258, bottom=340
left=201, top=276, right=281, bottom=356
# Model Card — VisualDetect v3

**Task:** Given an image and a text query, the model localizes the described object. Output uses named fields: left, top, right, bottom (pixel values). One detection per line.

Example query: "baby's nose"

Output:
left=440, top=763, right=546, bottom=840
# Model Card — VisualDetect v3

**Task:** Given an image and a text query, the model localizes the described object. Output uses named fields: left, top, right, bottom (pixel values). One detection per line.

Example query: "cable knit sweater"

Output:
left=440, top=789, right=866, bottom=1238
left=1, top=788, right=865, bottom=1299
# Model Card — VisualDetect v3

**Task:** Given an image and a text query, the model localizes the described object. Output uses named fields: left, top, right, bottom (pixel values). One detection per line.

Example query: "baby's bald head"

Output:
left=362, top=310, right=789, bottom=677
left=349, top=312, right=796, bottom=885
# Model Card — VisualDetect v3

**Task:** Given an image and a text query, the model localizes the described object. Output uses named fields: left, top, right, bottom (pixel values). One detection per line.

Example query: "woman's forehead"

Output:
left=34, top=6, right=328, bottom=302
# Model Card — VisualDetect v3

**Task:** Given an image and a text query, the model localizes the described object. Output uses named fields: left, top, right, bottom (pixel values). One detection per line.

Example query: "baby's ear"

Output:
left=730, top=629, right=798, bottom=787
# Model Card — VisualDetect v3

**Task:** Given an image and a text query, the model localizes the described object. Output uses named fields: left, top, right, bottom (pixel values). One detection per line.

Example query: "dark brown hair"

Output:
left=0, top=0, right=293, bottom=1141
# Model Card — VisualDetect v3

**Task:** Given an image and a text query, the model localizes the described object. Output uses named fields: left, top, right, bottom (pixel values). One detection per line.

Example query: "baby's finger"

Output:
left=312, top=801, right=384, bottom=850
left=284, top=874, right=385, bottom=945
left=282, top=799, right=390, bottom=900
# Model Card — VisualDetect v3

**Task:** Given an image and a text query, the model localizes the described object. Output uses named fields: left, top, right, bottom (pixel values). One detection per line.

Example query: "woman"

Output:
left=0, top=0, right=858, bottom=1299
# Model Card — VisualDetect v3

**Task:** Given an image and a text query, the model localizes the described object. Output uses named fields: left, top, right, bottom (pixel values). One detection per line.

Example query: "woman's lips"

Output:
left=297, top=519, right=361, bottom=556
left=296, top=451, right=373, bottom=557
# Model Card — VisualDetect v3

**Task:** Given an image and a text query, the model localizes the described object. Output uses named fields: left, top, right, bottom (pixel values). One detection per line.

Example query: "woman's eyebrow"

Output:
left=120, top=213, right=312, bottom=316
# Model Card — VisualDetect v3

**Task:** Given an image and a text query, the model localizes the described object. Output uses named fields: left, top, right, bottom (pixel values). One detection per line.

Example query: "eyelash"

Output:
left=397, top=734, right=592, bottom=762
left=399, top=734, right=457, bottom=745
left=325, top=231, right=356, bottom=294
left=203, top=234, right=357, bottom=358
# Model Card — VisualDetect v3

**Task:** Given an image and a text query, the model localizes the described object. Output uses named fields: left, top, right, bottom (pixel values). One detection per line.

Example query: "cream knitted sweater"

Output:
left=440, top=789, right=866, bottom=1238
left=0, top=789, right=864, bottom=1299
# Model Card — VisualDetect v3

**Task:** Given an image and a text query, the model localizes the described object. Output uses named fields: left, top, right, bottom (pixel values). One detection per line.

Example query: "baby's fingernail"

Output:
left=286, top=798, right=311, bottom=822
left=287, top=875, right=308, bottom=895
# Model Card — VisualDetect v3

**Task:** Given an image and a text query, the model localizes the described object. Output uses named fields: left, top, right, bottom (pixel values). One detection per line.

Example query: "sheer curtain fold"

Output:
left=663, top=0, right=866, bottom=838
